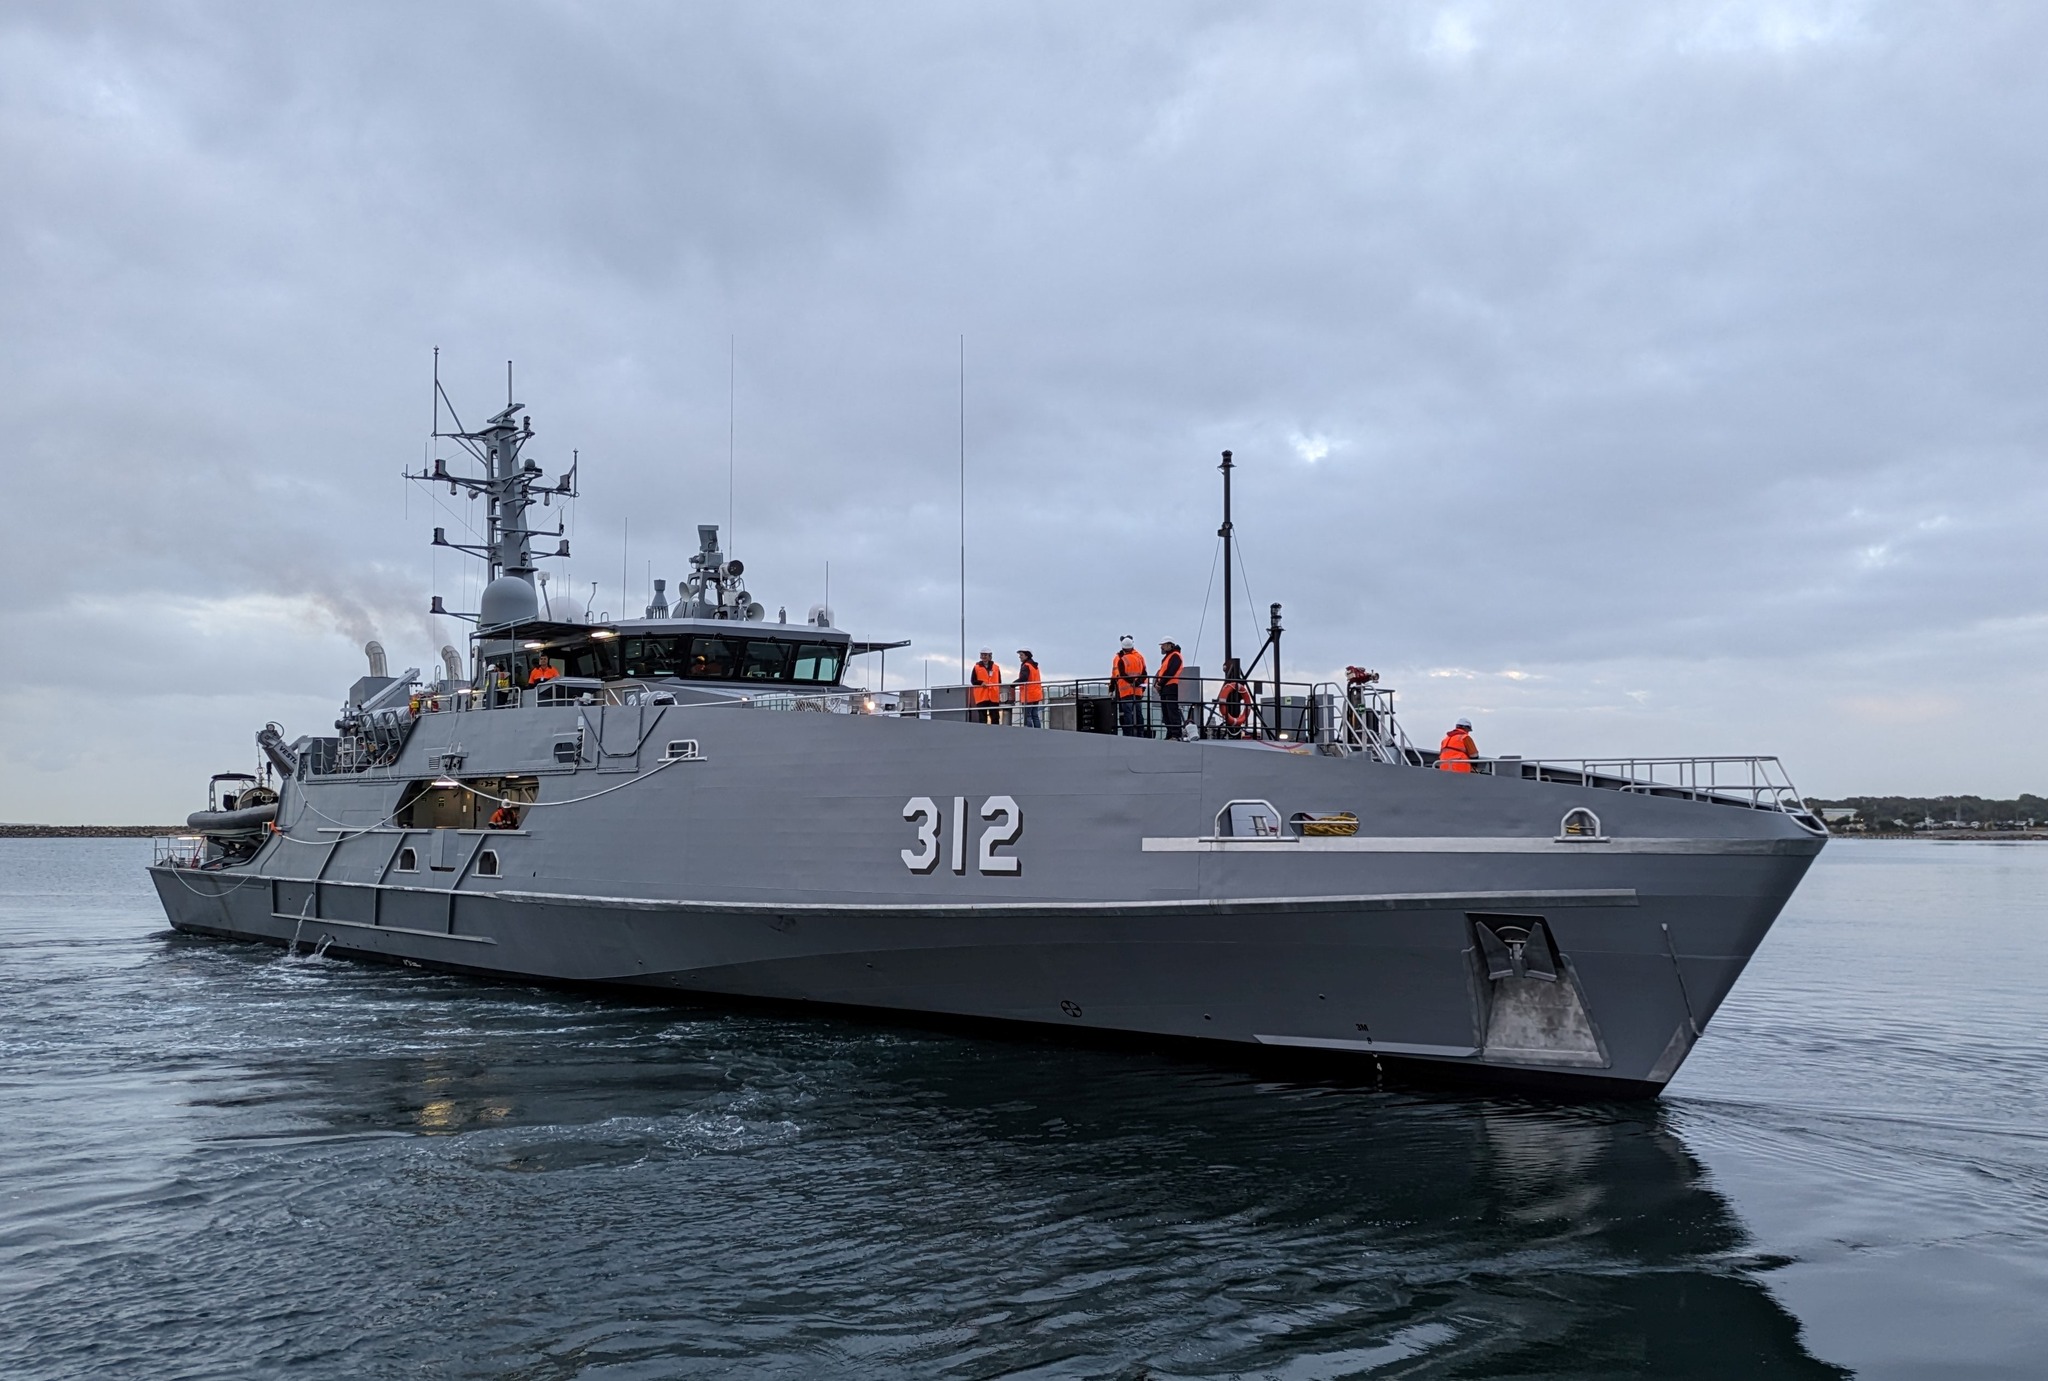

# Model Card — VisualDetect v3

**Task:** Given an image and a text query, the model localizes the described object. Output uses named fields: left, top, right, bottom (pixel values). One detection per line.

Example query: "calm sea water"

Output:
left=2, top=839, right=2043, bottom=1380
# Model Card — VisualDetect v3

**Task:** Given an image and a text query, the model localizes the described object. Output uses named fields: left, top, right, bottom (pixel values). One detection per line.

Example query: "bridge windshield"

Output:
left=559, top=633, right=844, bottom=685
left=792, top=643, right=842, bottom=684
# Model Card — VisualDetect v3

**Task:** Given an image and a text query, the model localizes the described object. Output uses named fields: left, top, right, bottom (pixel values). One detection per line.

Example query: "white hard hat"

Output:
left=980, top=647, right=992, bottom=656
left=1456, top=717, right=1472, bottom=729
left=1119, top=635, right=1134, bottom=648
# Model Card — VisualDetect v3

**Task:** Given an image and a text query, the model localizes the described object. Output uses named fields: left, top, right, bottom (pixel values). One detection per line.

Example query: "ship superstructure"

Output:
left=152, top=381, right=1826, bottom=1097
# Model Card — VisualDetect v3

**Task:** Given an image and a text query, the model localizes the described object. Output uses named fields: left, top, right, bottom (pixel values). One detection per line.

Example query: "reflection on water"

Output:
left=0, top=841, right=1937, bottom=1377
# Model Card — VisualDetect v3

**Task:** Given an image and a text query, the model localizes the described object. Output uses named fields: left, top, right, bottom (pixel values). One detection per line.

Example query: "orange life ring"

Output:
left=1218, top=681, right=1251, bottom=729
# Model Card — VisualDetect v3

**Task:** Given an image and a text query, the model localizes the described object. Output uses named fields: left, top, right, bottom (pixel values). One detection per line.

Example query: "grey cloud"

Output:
left=5, top=0, right=2048, bottom=820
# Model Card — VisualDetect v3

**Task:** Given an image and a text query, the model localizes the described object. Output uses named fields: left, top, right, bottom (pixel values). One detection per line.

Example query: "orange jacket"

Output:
left=527, top=664, right=560, bottom=686
left=1438, top=729, right=1476, bottom=772
left=969, top=659, right=1003, bottom=705
left=1112, top=648, right=1147, bottom=698
left=1156, top=649, right=1182, bottom=690
left=1015, top=660, right=1043, bottom=704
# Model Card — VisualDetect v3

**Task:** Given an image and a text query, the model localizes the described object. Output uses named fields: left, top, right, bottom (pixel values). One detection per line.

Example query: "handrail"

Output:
left=1455, top=754, right=1811, bottom=812
left=361, top=668, right=1812, bottom=817
left=887, top=675, right=1338, bottom=742
left=880, top=677, right=1811, bottom=815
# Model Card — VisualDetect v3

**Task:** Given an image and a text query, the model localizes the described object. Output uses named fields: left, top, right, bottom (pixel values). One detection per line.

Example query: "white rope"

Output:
left=163, top=862, right=271, bottom=895
left=281, top=731, right=695, bottom=839
left=263, top=692, right=756, bottom=839
left=446, top=751, right=688, bottom=809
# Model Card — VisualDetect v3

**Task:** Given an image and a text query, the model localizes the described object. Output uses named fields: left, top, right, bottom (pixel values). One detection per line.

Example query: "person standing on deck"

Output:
left=1014, top=650, right=1045, bottom=728
left=969, top=648, right=1003, bottom=725
left=1155, top=641, right=1185, bottom=740
left=1438, top=718, right=1478, bottom=772
left=1215, top=657, right=1253, bottom=738
left=1112, top=636, right=1149, bottom=736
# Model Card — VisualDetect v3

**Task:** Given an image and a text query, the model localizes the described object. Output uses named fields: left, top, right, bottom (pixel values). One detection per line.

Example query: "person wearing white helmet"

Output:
left=969, top=647, right=1003, bottom=725
left=1438, top=717, right=1478, bottom=773
left=1111, top=635, right=1148, bottom=736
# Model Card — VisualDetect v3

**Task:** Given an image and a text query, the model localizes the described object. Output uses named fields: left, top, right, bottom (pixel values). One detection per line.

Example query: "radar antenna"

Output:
left=410, top=353, right=578, bottom=630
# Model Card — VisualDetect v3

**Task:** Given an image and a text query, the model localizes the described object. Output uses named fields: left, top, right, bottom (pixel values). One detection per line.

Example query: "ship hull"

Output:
left=150, top=707, right=1822, bottom=1097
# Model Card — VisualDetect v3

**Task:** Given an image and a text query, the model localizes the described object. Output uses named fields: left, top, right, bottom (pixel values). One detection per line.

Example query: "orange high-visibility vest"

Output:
left=1157, top=649, right=1182, bottom=690
left=1438, top=729, right=1476, bottom=772
left=970, top=659, right=1003, bottom=705
left=1113, top=648, right=1147, bottom=698
left=527, top=664, right=560, bottom=686
left=1016, top=660, right=1043, bottom=703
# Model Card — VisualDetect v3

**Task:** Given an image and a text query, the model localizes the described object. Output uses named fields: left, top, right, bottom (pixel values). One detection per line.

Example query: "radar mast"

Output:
left=411, top=354, right=577, bottom=629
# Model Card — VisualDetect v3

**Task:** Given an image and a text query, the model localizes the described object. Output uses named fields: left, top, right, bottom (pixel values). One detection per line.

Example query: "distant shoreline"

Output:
left=1842, top=830, right=2048, bottom=841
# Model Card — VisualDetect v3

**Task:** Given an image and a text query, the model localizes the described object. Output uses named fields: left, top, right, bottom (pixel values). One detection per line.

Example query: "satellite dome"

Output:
left=479, top=574, right=540, bottom=630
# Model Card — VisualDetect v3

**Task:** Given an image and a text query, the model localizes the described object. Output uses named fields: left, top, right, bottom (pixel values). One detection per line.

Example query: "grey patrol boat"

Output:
left=152, top=385, right=1827, bottom=1098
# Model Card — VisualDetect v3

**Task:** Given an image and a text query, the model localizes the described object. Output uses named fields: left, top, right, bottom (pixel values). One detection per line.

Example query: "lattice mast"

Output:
left=410, top=354, right=577, bottom=627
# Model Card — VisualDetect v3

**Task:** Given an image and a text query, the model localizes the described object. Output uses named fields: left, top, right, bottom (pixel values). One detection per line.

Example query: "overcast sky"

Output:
left=5, top=1, right=2045, bottom=821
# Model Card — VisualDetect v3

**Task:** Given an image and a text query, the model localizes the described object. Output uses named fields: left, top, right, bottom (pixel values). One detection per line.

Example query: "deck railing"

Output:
left=153, top=836, right=207, bottom=868
left=307, top=671, right=1813, bottom=817
left=1463, top=754, right=1813, bottom=813
left=877, top=677, right=1813, bottom=816
left=875, top=676, right=1344, bottom=742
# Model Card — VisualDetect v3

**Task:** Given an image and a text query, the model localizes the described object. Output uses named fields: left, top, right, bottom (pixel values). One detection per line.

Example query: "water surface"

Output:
left=2, top=839, right=2041, bottom=1378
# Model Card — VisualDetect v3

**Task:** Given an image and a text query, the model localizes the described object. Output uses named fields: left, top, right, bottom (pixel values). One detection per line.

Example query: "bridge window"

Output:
left=678, top=637, right=737, bottom=679
left=559, top=640, right=619, bottom=680
left=792, top=643, right=843, bottom=684
left=621, top=635, right=688, bottom=679
left=606, top=634, right=844, bottom=683
left=738, top=639, right=792, bottom=680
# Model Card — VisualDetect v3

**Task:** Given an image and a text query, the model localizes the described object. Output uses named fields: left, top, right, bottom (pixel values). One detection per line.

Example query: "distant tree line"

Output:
left=1809, top=795, right=2048, bottom=828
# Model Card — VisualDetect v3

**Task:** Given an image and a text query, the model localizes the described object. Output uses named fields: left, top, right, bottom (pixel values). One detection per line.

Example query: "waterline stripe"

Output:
left=492, top=888, right=1638, bottom=917
left=1142, top=836, right=1813, bottom=855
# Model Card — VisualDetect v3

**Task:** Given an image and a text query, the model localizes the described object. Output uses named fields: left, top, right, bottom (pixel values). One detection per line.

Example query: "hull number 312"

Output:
left=902, top=796, right=1022, bottom=875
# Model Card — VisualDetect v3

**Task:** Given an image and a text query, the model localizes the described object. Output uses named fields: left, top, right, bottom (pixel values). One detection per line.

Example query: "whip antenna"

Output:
left=958, top=334, right=965, bottom=676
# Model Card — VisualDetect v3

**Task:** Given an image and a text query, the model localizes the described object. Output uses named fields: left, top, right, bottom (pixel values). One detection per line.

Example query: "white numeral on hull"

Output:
left=901, top=796, right=1022, bottom=875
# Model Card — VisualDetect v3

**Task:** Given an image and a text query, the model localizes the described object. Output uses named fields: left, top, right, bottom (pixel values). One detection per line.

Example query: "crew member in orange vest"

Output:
left=1215, top=657, right=1252, bottom=738
left=969, top=648, right=1003, bottom=725
left=1111, top=635, right=1148, bottom=737
left=527, top=661, right=560, bottom=687
left=1014, top=649, right=1044, bottom=729
left=1438, top=717, right=1477, bottom=772
left=1155, top=640, right=1185, bottom=740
